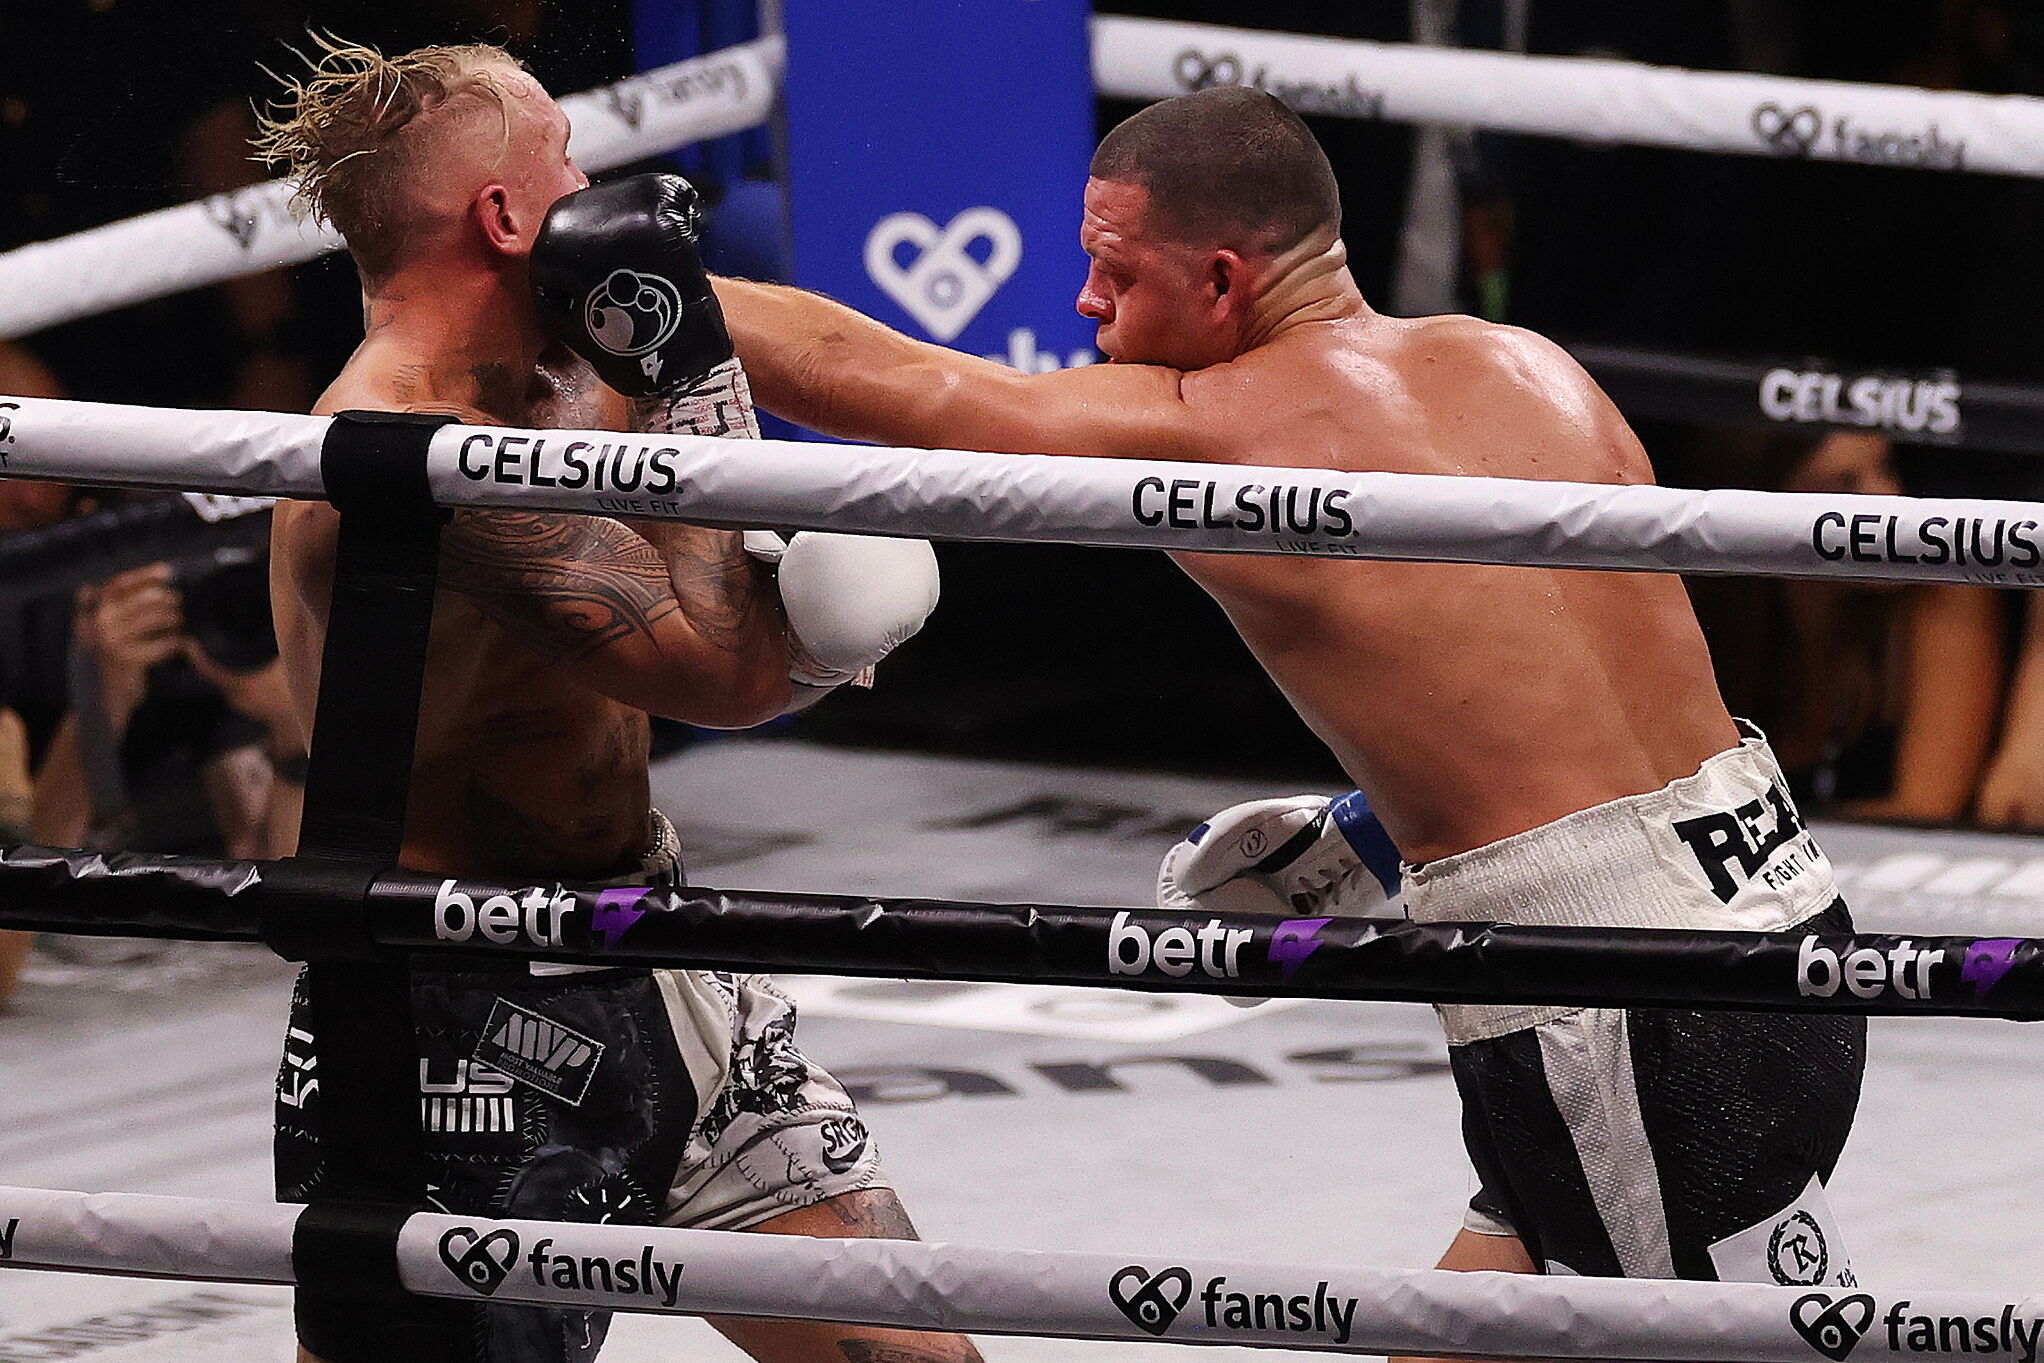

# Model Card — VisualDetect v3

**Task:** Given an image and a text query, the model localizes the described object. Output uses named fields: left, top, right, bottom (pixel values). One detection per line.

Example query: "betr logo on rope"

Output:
left=1107, top=912, right=1254, bottom=980
left=1797, top=937, right=1946, bottom=1002
left=432, top=881, right=572, bottom=949
left=0, top=1216, right=17, bottom=1261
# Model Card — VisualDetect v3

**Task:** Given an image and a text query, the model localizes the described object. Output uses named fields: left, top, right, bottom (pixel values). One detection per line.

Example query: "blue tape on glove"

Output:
left=1329, top=790, right=1402, bottom=899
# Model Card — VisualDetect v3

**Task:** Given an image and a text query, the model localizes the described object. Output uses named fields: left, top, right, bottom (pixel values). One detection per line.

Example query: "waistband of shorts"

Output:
left=1402, top=725, right=1836, bottom=934
left=584, top=808, right=684, bottom=889
left=421, top=811, right=683, bottom=980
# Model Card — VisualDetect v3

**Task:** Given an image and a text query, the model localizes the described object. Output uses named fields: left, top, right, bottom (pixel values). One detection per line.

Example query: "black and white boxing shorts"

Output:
left=275, top=813, right=885, bottom=1361
left=1405, top=726, right=1865, bottom=1284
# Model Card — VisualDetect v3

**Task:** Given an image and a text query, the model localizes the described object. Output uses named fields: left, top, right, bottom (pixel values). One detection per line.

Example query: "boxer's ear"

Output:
left=473, top=184, right=524, bottom=257
left=1210, top=249, right=1249, bottom=310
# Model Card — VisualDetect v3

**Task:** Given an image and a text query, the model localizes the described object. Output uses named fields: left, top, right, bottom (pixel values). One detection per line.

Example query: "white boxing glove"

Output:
left=1157, top=790, right=1401, bottom=1007
left=745, top=531, right=939, bottom=704
left=1156, top=790, right=1401, bottom=918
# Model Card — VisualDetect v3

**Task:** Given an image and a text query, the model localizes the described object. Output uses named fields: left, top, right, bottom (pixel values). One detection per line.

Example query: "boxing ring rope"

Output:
left=4, top=28, right=2041, bottom=1355
left=5, top=393, right=2044, bottom=587
left=7, top=20, right=2044, bottom=340
left=0, top=843, right=2037, bottom=1018
left=1095, top=17, right=2030, bottom=173
left=0, top=38, right=784, bottom=340
left=11, top=24, right=2044, bottom=460
left=8, top=1185, right=2037, bottom=1360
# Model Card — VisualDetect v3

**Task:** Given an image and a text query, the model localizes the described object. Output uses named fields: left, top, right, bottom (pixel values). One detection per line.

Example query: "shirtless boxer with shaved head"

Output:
left=652, top=86, right=1865, bottom=1303
left=257, top=38, right=970, bottom=1363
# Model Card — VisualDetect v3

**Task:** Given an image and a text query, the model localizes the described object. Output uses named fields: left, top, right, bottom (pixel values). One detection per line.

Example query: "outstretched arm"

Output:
left=714, top=278, right=1205, bottom=461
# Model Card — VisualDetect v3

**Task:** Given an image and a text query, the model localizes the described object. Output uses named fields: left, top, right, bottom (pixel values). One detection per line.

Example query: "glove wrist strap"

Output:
left=636, top=358, right=762, bottom=439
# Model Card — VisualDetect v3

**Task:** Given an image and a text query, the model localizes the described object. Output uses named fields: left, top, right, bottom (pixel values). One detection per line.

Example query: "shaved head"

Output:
left=1089, top=86, right=1341, bottom=255
left=256, top=37, right=568, bottom=280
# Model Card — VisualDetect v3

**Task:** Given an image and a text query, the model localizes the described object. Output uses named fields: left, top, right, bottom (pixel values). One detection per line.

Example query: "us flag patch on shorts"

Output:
left=473, top=999, right=606, bottom=1106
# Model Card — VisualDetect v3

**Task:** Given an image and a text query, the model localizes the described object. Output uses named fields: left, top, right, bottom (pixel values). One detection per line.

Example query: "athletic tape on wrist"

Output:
left=639, top=358, right=762, bottom=439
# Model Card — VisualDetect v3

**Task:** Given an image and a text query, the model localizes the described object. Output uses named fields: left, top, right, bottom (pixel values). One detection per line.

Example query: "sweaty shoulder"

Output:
left=1387, top=315, right=1653, bottom=485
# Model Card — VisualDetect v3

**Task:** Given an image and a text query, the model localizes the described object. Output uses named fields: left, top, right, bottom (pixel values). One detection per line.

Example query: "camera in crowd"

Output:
left=167, top=547, right=277, bottom=674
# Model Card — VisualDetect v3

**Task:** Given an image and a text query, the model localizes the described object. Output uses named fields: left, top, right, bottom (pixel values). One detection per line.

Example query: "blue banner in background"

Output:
left=780, top=0, right=1098, bottom=375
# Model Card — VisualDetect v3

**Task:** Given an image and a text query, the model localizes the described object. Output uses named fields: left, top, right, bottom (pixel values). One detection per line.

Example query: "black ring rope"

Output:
left=0, top=843, right=2035, bottom=1021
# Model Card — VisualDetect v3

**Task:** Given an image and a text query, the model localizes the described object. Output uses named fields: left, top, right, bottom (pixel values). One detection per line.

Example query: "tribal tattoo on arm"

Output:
left=634, top=522, right=776, bottom=654
left=438, top=510, right=680, bottom=664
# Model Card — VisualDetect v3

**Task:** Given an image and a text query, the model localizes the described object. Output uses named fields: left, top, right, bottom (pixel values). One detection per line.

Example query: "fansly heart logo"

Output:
left=1109, top=1264, right=1193, bottom=1337
left=863, top=207, right=1022, bottom=343
left=1792, top=1292, right=1878, bottom=1361
left=439, top=1225, right=521, bottom=1297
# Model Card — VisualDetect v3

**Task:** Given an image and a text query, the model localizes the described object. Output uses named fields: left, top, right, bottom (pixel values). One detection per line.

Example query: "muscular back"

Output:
left=1172, top=315, right=1739, bottom=861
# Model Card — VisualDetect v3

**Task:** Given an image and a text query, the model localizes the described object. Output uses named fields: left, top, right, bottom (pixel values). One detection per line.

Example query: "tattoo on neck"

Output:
left=467, top=362, right=524, bottom=418
left=390, top=364, right=428, bottom=404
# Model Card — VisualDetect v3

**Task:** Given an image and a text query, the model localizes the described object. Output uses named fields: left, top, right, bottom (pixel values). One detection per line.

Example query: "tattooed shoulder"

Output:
left=438, top=510, right=677, bottom=663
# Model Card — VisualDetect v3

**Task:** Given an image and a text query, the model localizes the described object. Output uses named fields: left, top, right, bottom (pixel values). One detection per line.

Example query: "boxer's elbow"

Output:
left=658, top=662, right=792, bottom=730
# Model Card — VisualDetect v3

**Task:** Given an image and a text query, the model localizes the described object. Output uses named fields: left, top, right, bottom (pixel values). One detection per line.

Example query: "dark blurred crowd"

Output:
left=5, top=0, right=2044, bottom=1007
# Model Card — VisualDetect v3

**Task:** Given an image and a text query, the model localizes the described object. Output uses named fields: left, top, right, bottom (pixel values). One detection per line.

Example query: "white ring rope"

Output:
left=1097, top=17, right=2039, bottom=175
left=4, top=393, right=2044, bottom=587
left=0, top=38, right=784, bottom=341
left=2, top=21, right=2037, bottom=339
left=0, top=1184, right=2035, bottom=1360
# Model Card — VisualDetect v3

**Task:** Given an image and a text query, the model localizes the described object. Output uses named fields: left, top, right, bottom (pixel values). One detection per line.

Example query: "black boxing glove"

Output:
left=531, top=173, right=733, bottom=399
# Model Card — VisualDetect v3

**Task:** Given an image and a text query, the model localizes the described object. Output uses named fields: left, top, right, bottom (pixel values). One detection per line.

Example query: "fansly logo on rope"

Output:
left=0, top=399, right=18, bottom=467
left=201, top=184, right=296, bottom=252
left=1172, top=47, right=1385, bottom=119
left=1108, top=1266, right=1363, bottom=1345
left=598, top=51, right=753, bottom=133
left=585, top=269, right=685, bottom=382
left=1110, top=1265, right=1192, bottom=1335
left=1879, top=1302, right=2044, bottom=1363
left=1787, top=1292, right=2044, bottom=1363
left=440, top=1226, right=521, bottom=1296
left=1794, top=1293, right=1878, bottom=1362
left=437, top=1224, right=688, bottom=1308
left=864, top=207, right=1022, bottom=343
left=1751, top=102, right=1967, bottom=170
left=0, top=1216, right=17, bottom=1261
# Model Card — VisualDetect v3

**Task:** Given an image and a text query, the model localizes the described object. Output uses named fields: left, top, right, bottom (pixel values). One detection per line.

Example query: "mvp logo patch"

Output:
left=474, top=1000, right=606, bottom=1106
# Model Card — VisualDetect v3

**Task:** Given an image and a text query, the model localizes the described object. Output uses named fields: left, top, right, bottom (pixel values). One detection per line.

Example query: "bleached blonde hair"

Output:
left=253, top=33, right=527, bottom=279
